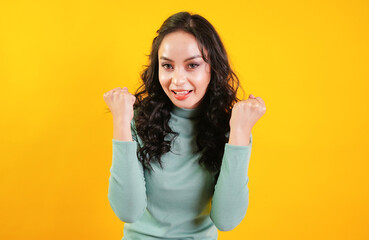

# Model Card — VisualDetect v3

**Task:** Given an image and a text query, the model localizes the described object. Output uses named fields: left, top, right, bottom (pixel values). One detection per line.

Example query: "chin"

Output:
left=174, top=102, right=198, bottom=109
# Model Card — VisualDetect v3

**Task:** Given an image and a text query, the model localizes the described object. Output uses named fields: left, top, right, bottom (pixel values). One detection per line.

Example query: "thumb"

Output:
left=249, top=94, right=256, bottom=99
left=131, top=95, right=136, bottom=105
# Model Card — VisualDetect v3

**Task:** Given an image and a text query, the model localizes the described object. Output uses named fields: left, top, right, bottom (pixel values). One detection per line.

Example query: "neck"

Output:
left=171, top=105, right=202, bottom=119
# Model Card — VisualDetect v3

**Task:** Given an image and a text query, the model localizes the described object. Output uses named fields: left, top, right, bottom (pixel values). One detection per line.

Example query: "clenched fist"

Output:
left=103, top=87, right=136, bottom=124
left=229, top=94, right=266, bottom=146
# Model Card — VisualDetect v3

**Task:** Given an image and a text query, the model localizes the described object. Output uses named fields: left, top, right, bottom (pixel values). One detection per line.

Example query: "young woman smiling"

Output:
left=103, top=11, right=266, bottom=240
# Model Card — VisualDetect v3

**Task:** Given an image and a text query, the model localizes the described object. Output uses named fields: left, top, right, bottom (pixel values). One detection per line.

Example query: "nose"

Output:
left=172, top=67, right=186, bottom=85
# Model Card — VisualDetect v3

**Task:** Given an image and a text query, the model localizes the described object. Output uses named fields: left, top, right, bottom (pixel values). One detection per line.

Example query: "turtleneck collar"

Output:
left=171, top=105, right=202, bottom=119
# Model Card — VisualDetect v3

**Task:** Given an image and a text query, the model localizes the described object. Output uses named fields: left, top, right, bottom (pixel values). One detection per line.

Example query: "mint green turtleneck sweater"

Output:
left=108, top=105, right=253, bottom=240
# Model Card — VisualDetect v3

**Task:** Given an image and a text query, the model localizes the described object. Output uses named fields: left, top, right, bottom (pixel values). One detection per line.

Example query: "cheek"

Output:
left=158, top=70, right=169, bottom=88
left=193, top=71, right=211, bottom=91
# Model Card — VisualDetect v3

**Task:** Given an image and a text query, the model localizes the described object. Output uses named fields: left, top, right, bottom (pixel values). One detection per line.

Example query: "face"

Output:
left=158, top=31, right=211, bottom=109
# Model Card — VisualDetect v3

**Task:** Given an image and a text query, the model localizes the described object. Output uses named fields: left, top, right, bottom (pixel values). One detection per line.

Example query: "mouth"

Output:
left=171, top=90, right=193, bottom=100
left=171, top=90, right=193, bottom=96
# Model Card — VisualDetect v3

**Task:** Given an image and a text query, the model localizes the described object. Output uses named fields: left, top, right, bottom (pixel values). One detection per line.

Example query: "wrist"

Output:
left=230, top=124, right=252, bottom=134
left=113, top=122, right=133, bottom=141
left=113, top=117, right=131, bottom=127
left=228, top=128, right=251, bottom=146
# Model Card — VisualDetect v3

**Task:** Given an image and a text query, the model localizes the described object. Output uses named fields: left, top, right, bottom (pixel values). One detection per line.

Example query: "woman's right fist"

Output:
left=103, top=87, right=136, bottom=123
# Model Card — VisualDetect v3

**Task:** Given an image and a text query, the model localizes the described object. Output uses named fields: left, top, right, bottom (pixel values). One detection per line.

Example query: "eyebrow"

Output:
left=159, top=55, right=202, bottom=62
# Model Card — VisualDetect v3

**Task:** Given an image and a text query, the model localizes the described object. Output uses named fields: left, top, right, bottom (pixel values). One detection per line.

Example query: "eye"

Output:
left=161, top=63, right=173, bottom=69
left=188, top=63, right=199, bottom=69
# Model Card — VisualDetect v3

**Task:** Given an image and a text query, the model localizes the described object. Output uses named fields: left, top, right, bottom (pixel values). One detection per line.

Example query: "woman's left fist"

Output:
left=230, top=94, right=266, bottom=132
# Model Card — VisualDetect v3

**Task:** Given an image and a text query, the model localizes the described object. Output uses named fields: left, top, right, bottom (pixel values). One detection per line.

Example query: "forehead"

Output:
left=158, top=31, right=204, bottom=59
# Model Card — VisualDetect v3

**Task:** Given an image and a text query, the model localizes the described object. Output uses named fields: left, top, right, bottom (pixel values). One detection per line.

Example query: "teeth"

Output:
left=173, top=90, right=191, bottom=95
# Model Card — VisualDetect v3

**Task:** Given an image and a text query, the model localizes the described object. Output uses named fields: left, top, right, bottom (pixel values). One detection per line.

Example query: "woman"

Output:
left=103, top=11, right=266, bottom=240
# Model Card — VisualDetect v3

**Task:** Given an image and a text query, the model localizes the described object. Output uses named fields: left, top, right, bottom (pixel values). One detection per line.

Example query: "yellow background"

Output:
left=1, top=0, right=368, bottom=239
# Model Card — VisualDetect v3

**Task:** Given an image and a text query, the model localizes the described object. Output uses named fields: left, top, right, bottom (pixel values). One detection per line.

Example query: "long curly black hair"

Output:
left=134, top=11, right=241, bottom=175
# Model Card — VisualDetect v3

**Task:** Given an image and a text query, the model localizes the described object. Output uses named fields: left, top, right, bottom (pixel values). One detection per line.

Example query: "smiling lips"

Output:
left=171, top=90, right=193, bottom=100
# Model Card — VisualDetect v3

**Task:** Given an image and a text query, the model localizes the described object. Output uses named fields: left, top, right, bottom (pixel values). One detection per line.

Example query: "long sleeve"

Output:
left=107, top=121, right=147, bottom=223
left=210, top=132, right=253, bottom=231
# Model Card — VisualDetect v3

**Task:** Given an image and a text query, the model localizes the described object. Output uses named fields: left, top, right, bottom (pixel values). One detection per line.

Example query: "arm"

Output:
left=210, top=132, right=253, bottom=231
left=107, top=119, right=147, bottom=223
